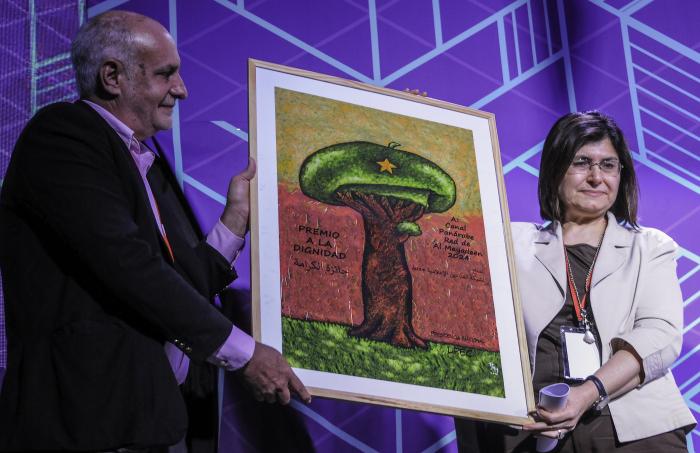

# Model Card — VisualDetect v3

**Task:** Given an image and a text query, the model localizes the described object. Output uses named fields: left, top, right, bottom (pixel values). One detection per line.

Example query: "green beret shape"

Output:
left=299, top=141, right=456, bottom=213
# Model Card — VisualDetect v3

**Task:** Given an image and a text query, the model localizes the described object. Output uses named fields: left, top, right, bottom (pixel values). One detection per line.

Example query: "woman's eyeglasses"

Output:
left=569, top=157, right=623, bottom=175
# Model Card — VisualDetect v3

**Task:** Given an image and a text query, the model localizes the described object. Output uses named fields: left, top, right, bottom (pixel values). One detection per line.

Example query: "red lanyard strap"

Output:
left=565, top=254, right=592, bottom=321
left=154, top=200, right=176, bottom=263
left=564, top=232, right=604, bottom=322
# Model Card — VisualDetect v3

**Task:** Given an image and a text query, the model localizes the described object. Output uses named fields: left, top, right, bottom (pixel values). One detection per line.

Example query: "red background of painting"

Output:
left=279, top=187, right=499, bottom=351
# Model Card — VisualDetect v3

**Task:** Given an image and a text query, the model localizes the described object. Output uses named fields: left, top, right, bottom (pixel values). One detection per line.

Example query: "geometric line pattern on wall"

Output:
left=163, top=0, right=575, bottom=216
left=31, top=0, right=83, bottom=112
left=0, top=0, right=83, bottom=369
left=591, top=0, right=700, bottom=195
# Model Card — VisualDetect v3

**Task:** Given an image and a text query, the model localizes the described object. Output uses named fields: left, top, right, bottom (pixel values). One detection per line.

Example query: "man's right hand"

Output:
left=241, top=341, right=311, bottom=405
left=220, top=157, right=256, bottom=237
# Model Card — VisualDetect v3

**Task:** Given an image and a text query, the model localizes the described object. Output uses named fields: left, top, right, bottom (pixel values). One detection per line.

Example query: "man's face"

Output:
left=120, top=22, right=187, bottom=139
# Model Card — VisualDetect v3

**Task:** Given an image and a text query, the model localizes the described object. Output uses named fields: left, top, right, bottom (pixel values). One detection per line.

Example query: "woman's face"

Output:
left=558, top=138, right=621, bottom=222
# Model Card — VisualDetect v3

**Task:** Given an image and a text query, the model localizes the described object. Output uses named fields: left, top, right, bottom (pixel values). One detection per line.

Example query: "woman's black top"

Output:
left=532, top=243, right=601, bottom=393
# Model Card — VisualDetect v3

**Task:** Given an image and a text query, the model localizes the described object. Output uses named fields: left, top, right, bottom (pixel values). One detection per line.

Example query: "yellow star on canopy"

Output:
left=377, top=158, right=397, bottom=174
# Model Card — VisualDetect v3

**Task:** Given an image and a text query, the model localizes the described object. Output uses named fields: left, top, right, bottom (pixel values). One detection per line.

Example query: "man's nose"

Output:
left=171, top=74, right=188, bottom=99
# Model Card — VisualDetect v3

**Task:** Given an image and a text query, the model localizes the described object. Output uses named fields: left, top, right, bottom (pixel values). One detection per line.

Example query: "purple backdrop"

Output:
left=1, top=0, right=698, bottom=451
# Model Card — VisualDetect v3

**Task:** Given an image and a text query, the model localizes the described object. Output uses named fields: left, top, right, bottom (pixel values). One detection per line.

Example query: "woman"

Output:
left=456, top=111, right=695, bottom=452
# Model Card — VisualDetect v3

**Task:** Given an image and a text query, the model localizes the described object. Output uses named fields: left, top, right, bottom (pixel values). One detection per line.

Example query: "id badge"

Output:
left=560, top=326, right=601, bottom=381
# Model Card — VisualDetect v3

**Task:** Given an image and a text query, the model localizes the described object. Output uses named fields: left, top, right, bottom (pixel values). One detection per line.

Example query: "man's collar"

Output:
left=82, top=99, right=137, bottom=149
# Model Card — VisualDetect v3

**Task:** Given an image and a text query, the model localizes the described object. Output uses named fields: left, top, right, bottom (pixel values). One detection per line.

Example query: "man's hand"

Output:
left=241, top=341, right=312, bottom=405
left=220, top=157, right=256, bottom=237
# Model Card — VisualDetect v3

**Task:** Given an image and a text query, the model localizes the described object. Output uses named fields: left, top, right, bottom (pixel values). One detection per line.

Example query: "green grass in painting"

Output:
left=282, top=317, right=504, bottom=397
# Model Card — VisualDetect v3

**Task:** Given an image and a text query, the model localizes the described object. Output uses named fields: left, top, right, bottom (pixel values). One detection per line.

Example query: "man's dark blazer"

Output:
left=0, top=101, right=236, bottom=451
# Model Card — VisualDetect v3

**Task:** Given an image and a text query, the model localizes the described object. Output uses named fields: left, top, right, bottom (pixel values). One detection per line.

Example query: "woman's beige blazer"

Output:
left=511, top=212, right=695, bottom=442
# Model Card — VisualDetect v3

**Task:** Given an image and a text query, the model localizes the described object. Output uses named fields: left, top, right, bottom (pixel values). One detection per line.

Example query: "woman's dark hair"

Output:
left=538, top=111, right=639, bottom=227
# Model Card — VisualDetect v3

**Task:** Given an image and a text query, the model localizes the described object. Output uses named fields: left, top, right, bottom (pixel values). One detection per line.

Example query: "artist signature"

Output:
left=293, top=258, right=348, bottom=275
left=446, top=346, right=478, bottom=356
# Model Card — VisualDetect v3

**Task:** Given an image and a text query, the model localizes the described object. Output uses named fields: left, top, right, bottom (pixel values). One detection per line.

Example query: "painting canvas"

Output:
left=250, top=60, right=534, bottom=424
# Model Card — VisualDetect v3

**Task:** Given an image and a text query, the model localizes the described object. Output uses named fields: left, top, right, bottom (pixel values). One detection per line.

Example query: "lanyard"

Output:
left=563, top=230, right=605, bottom=343
left=138, top=140, right=175, bottom=263
left=154, top=200, right=176, bottom=263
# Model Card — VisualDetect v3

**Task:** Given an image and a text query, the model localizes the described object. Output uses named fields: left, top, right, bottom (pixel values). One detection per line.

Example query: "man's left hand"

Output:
left=221, top=157, right=256, bottom=237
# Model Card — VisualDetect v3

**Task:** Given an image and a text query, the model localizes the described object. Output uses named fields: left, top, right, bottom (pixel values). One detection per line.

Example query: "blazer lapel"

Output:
left=76, top=101, right=165, bottom=252
left=534, top=222, right=567, bottom=297
left=148, top=137, right=204, bottom=241
left=592, top=212, right=632, bottom=287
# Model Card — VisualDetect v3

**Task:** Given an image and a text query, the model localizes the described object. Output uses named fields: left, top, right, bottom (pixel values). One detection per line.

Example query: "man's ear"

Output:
left=98, top=60, right=124, bottom=97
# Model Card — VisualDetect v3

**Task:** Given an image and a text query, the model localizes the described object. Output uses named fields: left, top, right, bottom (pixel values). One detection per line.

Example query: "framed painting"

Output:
left=248, top=59, right=535, bottom=424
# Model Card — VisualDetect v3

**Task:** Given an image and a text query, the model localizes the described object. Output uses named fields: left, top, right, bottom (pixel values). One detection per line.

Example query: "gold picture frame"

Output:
left=248, top=59, right=534, bottom=425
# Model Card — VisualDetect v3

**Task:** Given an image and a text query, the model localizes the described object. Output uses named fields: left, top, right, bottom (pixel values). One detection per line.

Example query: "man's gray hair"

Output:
left=70, top=12, right=139, bottom=98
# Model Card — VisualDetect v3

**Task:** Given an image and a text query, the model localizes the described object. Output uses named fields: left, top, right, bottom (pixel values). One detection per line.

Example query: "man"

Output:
left=0, top=10, right=309, bottom=452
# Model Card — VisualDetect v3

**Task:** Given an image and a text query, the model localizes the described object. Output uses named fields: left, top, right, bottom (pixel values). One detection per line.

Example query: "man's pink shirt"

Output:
left=84, top=100, right=255, bottom=384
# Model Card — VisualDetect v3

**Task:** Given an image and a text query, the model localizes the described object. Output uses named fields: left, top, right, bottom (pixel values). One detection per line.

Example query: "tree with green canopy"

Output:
left=299, top=141, right=456, bottom=348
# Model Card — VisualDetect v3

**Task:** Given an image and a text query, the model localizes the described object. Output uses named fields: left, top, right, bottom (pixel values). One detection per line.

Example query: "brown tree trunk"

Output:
left=336, top=191, right=426, bottom=349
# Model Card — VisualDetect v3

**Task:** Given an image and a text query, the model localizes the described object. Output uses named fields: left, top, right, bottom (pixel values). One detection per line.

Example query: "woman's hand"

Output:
left=523, top=382, right=599, bottom=438
left=523, top=348, right=643, bottom=439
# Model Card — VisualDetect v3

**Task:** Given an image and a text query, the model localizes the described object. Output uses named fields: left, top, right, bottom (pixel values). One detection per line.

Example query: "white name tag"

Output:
left=560, top=326, right=601, bottom=381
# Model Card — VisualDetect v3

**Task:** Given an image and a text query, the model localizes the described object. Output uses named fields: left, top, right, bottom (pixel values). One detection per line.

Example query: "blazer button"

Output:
left=185, top=346, right=192, bottom=353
